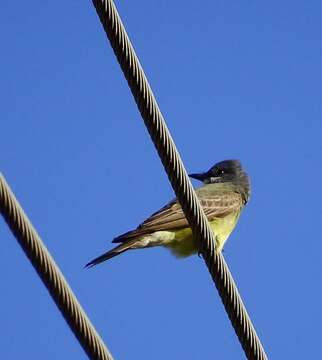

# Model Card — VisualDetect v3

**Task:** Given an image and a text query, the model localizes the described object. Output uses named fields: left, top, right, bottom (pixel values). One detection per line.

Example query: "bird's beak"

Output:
left=188, top=172, right=207, bottom=182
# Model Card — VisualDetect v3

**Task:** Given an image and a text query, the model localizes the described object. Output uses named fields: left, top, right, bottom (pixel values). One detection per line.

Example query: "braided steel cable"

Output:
left=0, top=174, right=113, bottom=360
left=92, top=1, right=268, bottom=359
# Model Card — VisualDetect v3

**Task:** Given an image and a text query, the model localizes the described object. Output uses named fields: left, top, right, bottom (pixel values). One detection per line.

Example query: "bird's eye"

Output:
left=220, top=169, right=225, bottom=174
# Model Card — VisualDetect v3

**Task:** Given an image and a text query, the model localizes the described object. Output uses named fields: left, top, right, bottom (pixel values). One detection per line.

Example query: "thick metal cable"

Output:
left=0, top=174, right=113, bottom=360
left=91, top=1, right=268, bottom=359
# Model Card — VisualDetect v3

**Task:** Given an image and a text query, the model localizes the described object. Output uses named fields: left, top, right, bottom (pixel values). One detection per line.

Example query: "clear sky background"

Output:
left=1, top=1, right=321, bottom=359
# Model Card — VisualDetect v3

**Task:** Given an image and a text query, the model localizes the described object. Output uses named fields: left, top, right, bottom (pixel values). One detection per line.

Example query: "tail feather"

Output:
left=85, top=240, right=137, bottom=268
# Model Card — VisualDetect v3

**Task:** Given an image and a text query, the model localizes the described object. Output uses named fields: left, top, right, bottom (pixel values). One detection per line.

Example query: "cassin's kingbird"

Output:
left=85, top=159, right=250, bottom=268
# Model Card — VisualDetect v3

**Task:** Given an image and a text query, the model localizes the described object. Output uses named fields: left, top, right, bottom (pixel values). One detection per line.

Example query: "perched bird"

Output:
left=85, top=159, right=250, bottom=268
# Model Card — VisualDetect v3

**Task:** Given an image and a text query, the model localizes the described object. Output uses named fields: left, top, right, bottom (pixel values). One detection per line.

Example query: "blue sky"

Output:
left=1, top=1, right=322, bottom=359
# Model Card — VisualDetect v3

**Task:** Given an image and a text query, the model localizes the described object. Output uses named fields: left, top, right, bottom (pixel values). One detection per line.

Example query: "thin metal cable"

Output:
left=91, top=1, right=268, bottom=359
left=0, top=174, right=113, bottom=360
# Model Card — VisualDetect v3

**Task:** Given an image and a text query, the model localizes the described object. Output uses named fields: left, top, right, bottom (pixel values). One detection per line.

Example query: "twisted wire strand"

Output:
left=0, top=174, right=113, bottom=360
left=92, top=1, right=268, bottom=359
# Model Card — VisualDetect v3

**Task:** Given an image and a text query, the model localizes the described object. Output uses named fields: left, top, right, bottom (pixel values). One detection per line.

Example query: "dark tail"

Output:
left=85, top=240, right=137, bottom=268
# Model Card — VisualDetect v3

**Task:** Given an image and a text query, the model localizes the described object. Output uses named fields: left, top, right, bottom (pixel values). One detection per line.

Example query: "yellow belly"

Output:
left=166, top=211, right=241, bottom=257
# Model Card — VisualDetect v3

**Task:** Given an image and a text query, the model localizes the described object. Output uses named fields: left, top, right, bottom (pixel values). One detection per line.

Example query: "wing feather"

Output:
left=113, top=190, right=243, bottom=243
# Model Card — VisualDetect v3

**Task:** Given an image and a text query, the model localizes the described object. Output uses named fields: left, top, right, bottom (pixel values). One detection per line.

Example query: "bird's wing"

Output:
left=113, top=189, right=243, bottom=242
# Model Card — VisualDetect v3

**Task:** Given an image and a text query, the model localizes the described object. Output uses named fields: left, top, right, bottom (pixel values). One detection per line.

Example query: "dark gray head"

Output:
left=189, top=159, right=250, bottom=203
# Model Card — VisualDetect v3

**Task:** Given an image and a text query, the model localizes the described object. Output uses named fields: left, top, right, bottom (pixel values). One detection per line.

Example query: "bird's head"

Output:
left=189, top=159, right=250, bottom=203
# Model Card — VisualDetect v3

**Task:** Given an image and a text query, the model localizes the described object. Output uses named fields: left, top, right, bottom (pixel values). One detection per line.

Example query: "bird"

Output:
left=85, top=159, right=250, bottom=268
